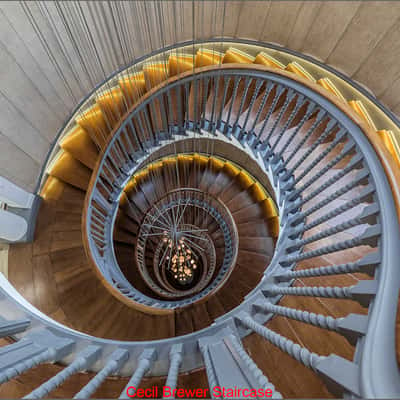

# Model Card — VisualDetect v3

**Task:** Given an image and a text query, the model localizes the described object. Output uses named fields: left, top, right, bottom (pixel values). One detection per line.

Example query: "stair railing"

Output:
left=83, top=64, right=400, bottom=397
left=0, top=64, right=398, bottom=398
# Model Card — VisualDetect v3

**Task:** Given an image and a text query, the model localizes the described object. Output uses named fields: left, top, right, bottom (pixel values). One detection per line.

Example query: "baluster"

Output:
left=127, top=119, right=143, bottom=154
left=74, top=349, right=129, bottom=399
left=275, top=102, right=317, bottom=163
left=263, top=89, right=296, bottom=147
left=287, top=204, right=379, bottom=252
left=248, top=81, right=274, bottom=137
left=286, top=139, right=356, bottom=199
left=163, top=344, right=183, bottom=399
left=281, top=109, right=327, bottom=169
left=238, top=314, right=363, bottom=396
left=240, top=79, right=264, bottom=136
left=255, top=301, right=339, bottom=330
left=210, top=75, right=220, bottom=134
left=91, top=230, right=106, bottom=245
left=281, top=121, right=341, bottom=182
left=269, top=94, right=305, bottom=156
left=102, top=161, right=119, bottom=188
left=107, top=149, right=125, bottom=179
left=116, top=133, right=131, bottom=171
left=122, top=125, right=137, bottom=157
left=166, top=90, right=175, bottom=133
left=200, top=77, right=210, bottom=129
left=289, top=185, right=375, bottom=236
left=226, top=335, right=282, bottom=398
left=0, top=332, right=74, bottom=384
left=183, top=82, right=191, bottom=130
left=92, top=204, right=108, bottom=220
left=275, top=252, right=380, bottom=281
left=255, top=86, right=285, bottom=143
left=238, top=313, right=324, bottom=370
left=90, top=218, right=105, bottom=235
left=91, top=213, right=106, bottom=231
left=288, top=170, right=370, bottom=226
left=120, top=348, right=156, bottom=399
left=233, top=77, right=251, bottom=129
left=24, top=346, right=101, bottom=399
left=224, top=76, right=241, bottom=135
left=158, top=93, right=169, bottom=135
left=192, top=78, right=200, bottom=130
left=217, top=76, right=231, bottom=131
left=0, top=318, right=30, bottom=337
left=264, top=280, right=377, bottom=307
left=96, top=178, right=113, bottom=200
left=255, top=301, right=369, bottom=346
left=199, top=343, right=218, bottom=400
left=0, top=349, right=52, bottom=385
left=285, top=153, right=365, bottom=218
left=281, top=225, right=380, bottom=266
left=132, top=114, right=148, bottom=150
left=174, top=85, right=184, bottom=132
left=142, top=107, right=157, bottom=145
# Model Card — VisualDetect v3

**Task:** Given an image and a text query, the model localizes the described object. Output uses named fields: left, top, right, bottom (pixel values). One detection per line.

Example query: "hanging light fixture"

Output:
left=165, top=236, right=197, bottom=285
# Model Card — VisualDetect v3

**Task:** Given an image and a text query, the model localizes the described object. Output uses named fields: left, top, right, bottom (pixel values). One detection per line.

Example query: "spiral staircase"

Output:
left=1, top=35, right=400, bottom=400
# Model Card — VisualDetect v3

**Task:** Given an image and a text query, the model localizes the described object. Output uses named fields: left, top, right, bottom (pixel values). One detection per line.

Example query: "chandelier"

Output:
left=163, top=235, right=198, bottom=285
